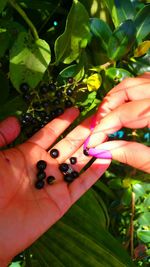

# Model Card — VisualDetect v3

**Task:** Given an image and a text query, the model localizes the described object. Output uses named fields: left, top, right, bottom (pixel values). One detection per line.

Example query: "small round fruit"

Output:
left=46, top=176, right=55, bottom=184
left=40, top=84, right=48, bottom=94
left=64, top=173, right=74, bottom=183
left=37, top=171, right=46, bottom=180
left=20, top=82, right=29, bottom=93
left=50, top=148, right=59, bottom=158
left=68, top=77, right=74, bottom=84
left=71, top=171, right=79, bottom=178
left=66, top=87, right=73, bottom=96
left=83, top=148, right=89, bottom=156
left=69, top=157, right=77, bottom=165
left=59, top=163, right=69, bottom=173
left=35, top=180, right=45, bottom=189
left=49, top=83, right=56, bottom=91
left=65, top=99, right=73, bottom=108
left=36, top=160, right=47, bottom=170
left=55, top=90, right=63, bottom=98
left=55, top=107, right=64, bottom=116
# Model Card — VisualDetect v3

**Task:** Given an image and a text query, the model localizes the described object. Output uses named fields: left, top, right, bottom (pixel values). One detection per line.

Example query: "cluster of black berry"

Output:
left=35, top=160, right=55, bottom=189
left=19, top=79, right=78, bottom=138
left=50, top=148, right=79, bottom=183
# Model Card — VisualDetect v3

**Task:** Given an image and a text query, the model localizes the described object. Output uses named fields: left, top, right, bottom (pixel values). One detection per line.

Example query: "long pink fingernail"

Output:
left=88, top=148, right=112, bottom=159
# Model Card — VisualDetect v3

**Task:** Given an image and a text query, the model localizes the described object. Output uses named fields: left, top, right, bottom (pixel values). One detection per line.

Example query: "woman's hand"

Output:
left=87, top=73, right=150, bottom=173
left=0, top=107, right=110, bottom=266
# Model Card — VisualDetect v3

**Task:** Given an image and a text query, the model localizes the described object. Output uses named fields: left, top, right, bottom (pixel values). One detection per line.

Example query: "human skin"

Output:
left=87, top=73, right=150, bottom=173
left=0, top=107, right=110, bottom=266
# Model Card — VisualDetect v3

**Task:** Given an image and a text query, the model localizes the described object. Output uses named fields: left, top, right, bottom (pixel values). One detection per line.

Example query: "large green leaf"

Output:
left=137, top=229, right=150, bottom=243
left=58, top=64, right=84, bottom=84
left=0, top=20, right=25, bottom=58
left=0, top=96, right=27, bottom=121
left=0, top=0, right=7, bottom=13
left=10, top=32, right=51, bottom=91
left=28, top=189, right=135, bottom=267
left=107, top=19, right=136, bottom=61
left=90, top=18, right=112, bottom=51
left=128, top=50, right=150, bottom=75
left=105, top=67, right=132, bottom=82
left=134, top=4, right=150, bottom=44
left=138, top=212, right=150, bottom=227
left=54, top=0, right=91, bottom=64
left=103, top=0, right=135, bottom=27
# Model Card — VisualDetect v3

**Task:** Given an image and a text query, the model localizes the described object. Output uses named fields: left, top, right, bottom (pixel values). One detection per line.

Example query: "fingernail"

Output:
left=88, top=148, right=112, bottom=159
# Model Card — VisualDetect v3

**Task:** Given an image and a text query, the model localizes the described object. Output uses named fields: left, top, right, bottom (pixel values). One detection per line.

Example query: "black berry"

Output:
left=20, top=82, right=29, bottom=93
left=49, top=83, right=56, bottom=91
left=50, top=148, right=59, bottom=158
left=55, top=90, right=63, bottom=98
left=83, top=148, right=89, bottom=156
left=37, top=171, right=46, bottom=180
left=36, top=160, right=47, bottom=170
left=40, top=84, right=48, bottom=94
left=53, top=98, right=60, bottom=106
left=79, top=106, right=84, bottom=112
left=71, top=171, right=79, bottom=178
left=66, top=87, right=73, bottom=96
left=69, top=157, right=77, bottom=165
left=23, top=93, right=32, bottom=102
left=65, top=99, right=73, bottom=108
left=46, top=176, right=55, bottom=184
left=64, top=173, right=74, bottom=183
left=68, top=77, right=74, bottom=84
left=35, top=180, right=45, bottom=189
left=55, top=107, right=64, bottom=116
left=59, top=163, right=69, bottom=173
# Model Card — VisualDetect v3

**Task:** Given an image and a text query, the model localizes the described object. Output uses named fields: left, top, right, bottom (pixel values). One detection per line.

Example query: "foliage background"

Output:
left=0, top=0, right=150, bottom=266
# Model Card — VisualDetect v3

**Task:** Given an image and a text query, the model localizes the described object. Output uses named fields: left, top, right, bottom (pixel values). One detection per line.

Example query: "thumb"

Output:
left=93, top=140, right=150, bottom=173
left=0, top=116, right=20, bottom=147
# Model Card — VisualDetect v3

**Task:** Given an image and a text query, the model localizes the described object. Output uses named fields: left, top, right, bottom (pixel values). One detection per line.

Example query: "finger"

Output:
left=49, top=116, right=94, bottom=163
left=138, top=72, right=150, bottom=79
left=28, top=107, right=79, bottom=149
left=88, top=99, right=150, bottom=147
left=96, top=76, right=150, bottom=123
left=0, top=116, right=20, bottom=147
left=93, top=140, right=150, bottom=173
left=69, top=158, right=111, bottom=204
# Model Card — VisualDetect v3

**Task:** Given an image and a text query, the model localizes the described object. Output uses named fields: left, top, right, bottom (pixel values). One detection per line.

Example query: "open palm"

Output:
left=0, top=107, right=110, bottom=266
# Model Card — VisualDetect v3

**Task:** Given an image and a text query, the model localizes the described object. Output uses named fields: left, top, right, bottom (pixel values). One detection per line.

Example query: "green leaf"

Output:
left=0, top=20, right=25, bottom=57
left=10, top=32, right=51, bottom=91
left=107, top=19, right=136, bottom=61
left=138, top=212, right=150, bottom=227
left=0, top=0, right=7, bottom=13
left=128, top=50, right=150, bottom=75
left=137, top=229, right=150, bottom=243
left=90, top=18, right=112, bottom=51
left=29, top=189, right=135, bottom=267
left=134, top=4, right=150, bottom=44
left=58, top=63, right=84, bottom=84
left=103, top=0, right=135, bottom=27
left=54, top=0, right=91, bottom=64
left=0, top=70, right=9, bottom=104
left=133, top=183, right=146, bottom=200
left=105, top=67, right=132, bottom=82
left=0, top=96, right=27, bottom=121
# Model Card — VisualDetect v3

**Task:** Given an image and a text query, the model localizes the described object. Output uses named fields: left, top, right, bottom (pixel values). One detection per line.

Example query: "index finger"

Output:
left=96, top=75, right=150, bottom=123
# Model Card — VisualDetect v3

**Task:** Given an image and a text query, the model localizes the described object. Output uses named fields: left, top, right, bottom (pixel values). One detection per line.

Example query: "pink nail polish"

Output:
left=88, top=148, right=112, bottom=159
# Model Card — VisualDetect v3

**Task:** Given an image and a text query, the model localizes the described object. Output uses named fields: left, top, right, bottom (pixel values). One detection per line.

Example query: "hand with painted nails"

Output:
left=87, top=72, right=150, bottom=173
left=0, top=107, right=110, bottom=267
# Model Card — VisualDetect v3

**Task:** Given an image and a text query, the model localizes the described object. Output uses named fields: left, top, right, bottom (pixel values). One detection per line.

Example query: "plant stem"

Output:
left=9, top=0, right=39, bottom=40
left=130, top=191, right=135, bottom=259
